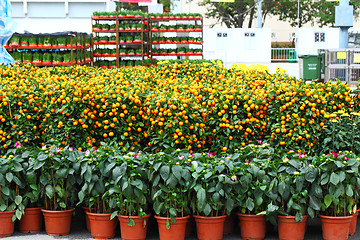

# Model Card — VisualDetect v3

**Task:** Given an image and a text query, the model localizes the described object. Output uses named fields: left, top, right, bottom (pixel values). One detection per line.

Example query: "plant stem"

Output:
left=51, top=168, right=57, bottom=210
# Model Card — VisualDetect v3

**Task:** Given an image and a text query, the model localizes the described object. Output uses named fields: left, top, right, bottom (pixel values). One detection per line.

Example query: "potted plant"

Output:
left=43, top=36, right=51, bottom=47
left=119, top=48, right=127, bottom=56
left=109, top=36, right=116, bottom=44
left=148, top=150, right=191, bottom=240
left=109, top=24, right=116, bottom=32
left=20, top=36, right=29, bottom=47
left=273, top=152, right=318, bottom=240
left=126, top=36, right=133, bottom=43
left=28, top=36, right=37, bottom=47
left=22, top=52, right=33, bottom=64
left=127, top=49, right=135, bottom=56
left=37, top=145, right=80, bottom=236
left=98, top=151, right=151, bottom=240
left=18, top=146, right=43, bottom=234
left=315, top=151, right=360, bottom=240
left=11, top=51, right=22, bottom=64
left=135, top=49, right=143, bottom=56
left=0, top=146, right=26, bottom=237
left=9, top=36, right=20, bottom=47
left=52, top=53, right=62, bottom=65
left=93, top=23, right=101, bottom=32
left=232, top=144, right=276, bottom=240
left=77, top=146, right=118, bottom=239
left=63, top=53, right=72, bottom=65
left=32, top=52, right=42, bottom=66
left=133, top=35, right=142, bottom=43
left=190, top=152, right=234, bottom=240
left=124, top=23, right=131, bottom=31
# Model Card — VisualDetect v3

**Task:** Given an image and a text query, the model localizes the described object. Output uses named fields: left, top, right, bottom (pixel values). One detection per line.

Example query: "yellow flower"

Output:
left=350, top=112, right=360, bottom=117
left=330, top=119, right=338, bottom=123
left=329, top=113, right=337, bottom=118
left=337, top=110, right=345, bottom=114
left=341, top=113, right=350, bottom=117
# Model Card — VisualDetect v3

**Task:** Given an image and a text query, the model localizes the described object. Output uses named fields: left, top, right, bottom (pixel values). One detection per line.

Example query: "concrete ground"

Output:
left=8, top=210, right=360, bottom=240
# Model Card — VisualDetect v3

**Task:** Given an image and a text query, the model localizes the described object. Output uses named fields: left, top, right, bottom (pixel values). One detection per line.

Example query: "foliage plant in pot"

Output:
left=37, top=145, right=80, bottom=236
left=148, top=150, right=191, bottom=240
left=77, top=146, right=118, bottom=239
left=273, top=152, right=318, bottom=240
left=232, top=144, right=275, bottom=240
left=110, top=151, right=151, bottom=240
left=190, top=152, right=234, bottom=240
left=0, top=146, right=26, bottom=237
left=315, top=151, right=360, bottom=240
left=18, top=146, right=43, bottom=233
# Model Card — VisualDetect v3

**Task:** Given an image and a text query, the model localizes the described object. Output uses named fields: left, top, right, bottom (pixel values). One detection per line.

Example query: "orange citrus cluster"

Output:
left=0, top=63, right=358, bottom=154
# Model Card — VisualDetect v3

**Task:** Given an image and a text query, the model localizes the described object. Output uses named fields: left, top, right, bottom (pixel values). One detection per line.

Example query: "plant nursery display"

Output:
left=92, top=10, right=148, bottom=68
left=5, top=32, right=91, bottom=66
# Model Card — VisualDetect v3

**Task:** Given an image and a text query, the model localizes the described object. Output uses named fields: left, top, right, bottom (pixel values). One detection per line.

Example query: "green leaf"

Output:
left=197, top=188, right=206, bottom=212
left=110, top=211, right=118, bottom=220
left=45, top=185, right=54, bottom=199
left=305, top=167, right=317, bottom=183
left=330, top=173, right=339, bottom=185
left=153, top=201, right=163, bottom=215
left=309, top=195, right=320, bottom=210
left=278, top=181, right=286, bottom=197
left=169, top=208, right=177, bottom=217
left=203, top=204, right=212, bottom=216
left=59, top=202, right=66, bottom=209
left=1, top=186, right=9, bottom=196
left=172, top=165, right=182, bottom=181
left=324, top=194, right=333, bottom=208
left=15, top=209, right=22, bottom=220
left=5, top=172, right=13, bottom=183
left=166, top=219, right=171, bottom=230
left=160, top=165, right=170, bottom=181
left=15, top=195, right=22, bottom=205
left=346, top=184, right=354, bottom=197
left=128, top=218, right=135, bottom=227
left=246, top=198, right=254, bottom=211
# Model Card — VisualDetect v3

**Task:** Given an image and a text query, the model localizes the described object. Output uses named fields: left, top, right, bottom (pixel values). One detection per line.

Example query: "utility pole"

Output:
left=257, top=0, right=262, bottom=28
left=335, top=0, right=353, bottom=48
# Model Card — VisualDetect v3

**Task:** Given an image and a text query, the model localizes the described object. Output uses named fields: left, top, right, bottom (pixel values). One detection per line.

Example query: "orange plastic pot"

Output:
left=0, top=210, right=15, bottom=237
left=194, top=215, right=227, bottom=240
left=349, top=211, right=359, bottom=236
left=41, top=208, right=74, bottom=236
left=19, top=207, right=43, bottom=233
left=86, top=212, right=116, bottom=239
left=319, top=215, right=352, bottom=240
left=118, top=214, right=150, bottom=240
left=277, top=215, right=308, bottom=240
left=155, top=215, right=189, bottom=240
left=237, top=213, right=266, bottom=240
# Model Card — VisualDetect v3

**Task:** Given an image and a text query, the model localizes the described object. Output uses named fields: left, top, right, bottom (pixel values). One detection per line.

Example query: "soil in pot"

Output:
left=86, top=212, right=117, bottom=239
left=118, top=214, right=151, bottom=240
left=19, top=207, right=43, bottom=233
left=194, top=215, right=227, bottom=240
left=237, top=213, right=266, bottom=240
left=277, top=215, right=308, bottom=240
left=0, top=210, right=15, bottom=237
left=41, top=208, right=74, bottom=236
left=155, top=215, right=189, bottom=240
left=319, top=215, right=353, bottom=240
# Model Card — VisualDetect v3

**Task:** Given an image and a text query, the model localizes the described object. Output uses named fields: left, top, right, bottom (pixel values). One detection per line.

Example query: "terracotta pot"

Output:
left=349, top=211, right=359, bottom=236
left=237, top=213, right=266, bottom=240
left=0, top=210, right=15, bottom=237
left=41, top=208, right=74, bottom=236
left=19, top=207, right=43, bottom=233
left=277, top=215, right=308, bottom=240
left=194, top=215, right=227, bottom=240
left=223, top=212, right=236, bottom=235
left=155, top=215, right=189, bottom=240
left=86, top=212, right=116, bottom=239
left=319, top=215, right=352, bottom=240
left=118, top=214, right=150, bottom=240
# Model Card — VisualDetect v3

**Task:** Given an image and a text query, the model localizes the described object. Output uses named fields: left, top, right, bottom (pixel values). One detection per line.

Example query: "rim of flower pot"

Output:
left=86, top=212, right=113, bottom=217
left=193, top=215, right=227, bottom=220
left=318, top=214, right=353, bottom=220
left=118, top=213, right=151, bottom=220
left=41, top=208, right=74, bottom=214
left=155, top=215, right=190, bottom=221
left=237, top=213, right=265, bottom=217
left=277, top=215, right=309, bottom=219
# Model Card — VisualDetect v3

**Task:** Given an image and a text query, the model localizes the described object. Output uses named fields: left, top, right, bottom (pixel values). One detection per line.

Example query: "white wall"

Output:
left=203, top=28, right=271, bottom=65
left=11, top=0, right=116, bottom=34
left=296, top=28, right=340, bottom=56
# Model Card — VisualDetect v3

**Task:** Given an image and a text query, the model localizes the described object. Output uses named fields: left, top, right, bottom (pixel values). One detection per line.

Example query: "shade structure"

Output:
left=0, top=0, right=17, bottom=65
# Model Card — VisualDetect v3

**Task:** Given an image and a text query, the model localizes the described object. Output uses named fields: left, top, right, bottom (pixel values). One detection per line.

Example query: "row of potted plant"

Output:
left=152, top=47, right=202, bottom=56
left=151, top=24, right=202, bottom=32
left=152, top=36, right=202, bottom=44
left=93, top=60, right=144, bottom=68
left=92, top=10, right=202, bottom=20
left=93, top=48, right=145, bottom=57
left=6, top=35, right=91, bottom=48
left=10, top=51, right=91, bottom=66
left=2, top=142, right=360, bottom=240
left=93, top=23, right=146, bottom=32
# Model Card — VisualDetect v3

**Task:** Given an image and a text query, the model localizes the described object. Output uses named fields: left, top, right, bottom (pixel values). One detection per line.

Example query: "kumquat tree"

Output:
left=1, top=61, right=360, bottom=156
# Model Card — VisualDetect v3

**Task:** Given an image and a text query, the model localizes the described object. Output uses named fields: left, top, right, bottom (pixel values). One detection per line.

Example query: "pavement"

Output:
left=8, top=210, right=360, bottom=239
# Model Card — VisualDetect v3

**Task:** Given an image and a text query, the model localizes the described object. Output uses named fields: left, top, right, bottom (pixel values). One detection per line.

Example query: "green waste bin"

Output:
left=289, top=49, right=297, bottom=63
left=299, top=55, right=319, bottom=80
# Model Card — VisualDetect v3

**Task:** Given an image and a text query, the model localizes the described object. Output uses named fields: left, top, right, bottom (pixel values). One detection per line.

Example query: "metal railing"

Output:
left=271, top=48, right=297, bottom=62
